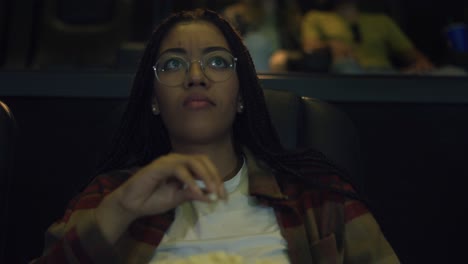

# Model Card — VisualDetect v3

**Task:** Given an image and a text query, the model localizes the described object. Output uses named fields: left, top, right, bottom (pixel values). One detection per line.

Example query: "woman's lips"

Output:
left=185, top=100, right=211, bottom=109
left=183, top=94, right=214, bottom=110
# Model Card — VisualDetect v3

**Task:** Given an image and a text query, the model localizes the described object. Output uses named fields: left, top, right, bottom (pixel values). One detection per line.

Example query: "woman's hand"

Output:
left=401, top=48, right=435, bottom=74
left=402, top=59, right=435, bottom=74
left=95, top=153, right=226, bottom=243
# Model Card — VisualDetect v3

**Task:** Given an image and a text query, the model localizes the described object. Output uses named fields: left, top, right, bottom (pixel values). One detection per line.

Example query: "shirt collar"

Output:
left=243, top=147, right=287, bottom=200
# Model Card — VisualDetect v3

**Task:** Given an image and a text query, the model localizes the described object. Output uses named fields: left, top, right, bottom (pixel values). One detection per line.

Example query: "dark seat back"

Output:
left=0, top=101, right=16, bottom=262
left=263, top=89, right=362, bottom=189
left=33, top=0, right=133, bottom=69
left=299, top=97, right=363, bottom=189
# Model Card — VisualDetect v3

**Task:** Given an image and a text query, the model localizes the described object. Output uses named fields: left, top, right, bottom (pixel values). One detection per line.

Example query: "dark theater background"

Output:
left=1, top=0, right=467, bottom=263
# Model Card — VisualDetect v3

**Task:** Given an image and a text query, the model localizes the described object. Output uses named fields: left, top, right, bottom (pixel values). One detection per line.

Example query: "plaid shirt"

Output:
left=33, top=150, right=399, bottom=264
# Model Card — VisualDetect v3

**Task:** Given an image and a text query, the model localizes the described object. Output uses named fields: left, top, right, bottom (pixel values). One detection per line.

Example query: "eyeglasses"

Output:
left=153, top=50, right=237, bottom=86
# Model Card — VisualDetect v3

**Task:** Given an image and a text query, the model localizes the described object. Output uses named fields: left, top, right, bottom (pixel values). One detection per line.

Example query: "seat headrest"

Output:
left=263, top=89, right=300, bottom=149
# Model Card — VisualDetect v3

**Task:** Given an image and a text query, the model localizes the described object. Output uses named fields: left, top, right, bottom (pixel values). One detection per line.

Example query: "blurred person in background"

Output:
left=223, top=0, right=303, bottom=72
left=301, top=0, right=436, bottom=74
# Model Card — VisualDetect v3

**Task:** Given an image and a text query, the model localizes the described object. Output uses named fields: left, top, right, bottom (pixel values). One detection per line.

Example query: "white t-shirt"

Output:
left=149, top=158, right=290, bottom=263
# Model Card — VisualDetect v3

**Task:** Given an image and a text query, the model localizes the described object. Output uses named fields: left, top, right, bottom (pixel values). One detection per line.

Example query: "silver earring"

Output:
left=237, top=102, right=244, bottom=113
left=152, top=104, right=160, bottom=115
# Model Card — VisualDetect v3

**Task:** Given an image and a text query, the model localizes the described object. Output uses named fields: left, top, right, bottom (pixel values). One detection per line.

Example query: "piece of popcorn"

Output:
left=156, top=251, right=279, bottom=264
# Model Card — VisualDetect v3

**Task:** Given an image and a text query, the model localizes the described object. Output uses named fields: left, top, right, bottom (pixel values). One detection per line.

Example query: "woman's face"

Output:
left=153, top=21, right=240, bottom=146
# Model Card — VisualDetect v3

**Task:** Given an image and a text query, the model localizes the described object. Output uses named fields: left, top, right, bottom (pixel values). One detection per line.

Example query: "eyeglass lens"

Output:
left=154, top=50, right=236, bottom=86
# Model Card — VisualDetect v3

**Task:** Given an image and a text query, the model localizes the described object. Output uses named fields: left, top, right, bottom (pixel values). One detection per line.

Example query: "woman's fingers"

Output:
left=184, top=155, right=224, bottom=200
left=165, top=180, right=211, bottom=204
left=172, top=165, right=204, bottom=197
left=117, top=153, right=229, bottom=218
left=96, top=152, right=231, bottom=242
left=196, top=155, right=227, bottom=200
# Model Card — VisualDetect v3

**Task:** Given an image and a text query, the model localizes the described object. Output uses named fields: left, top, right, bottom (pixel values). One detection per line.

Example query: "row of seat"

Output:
left=0, top=0, right=149, bottom=70
left=0, top=0, right=436, bottom=71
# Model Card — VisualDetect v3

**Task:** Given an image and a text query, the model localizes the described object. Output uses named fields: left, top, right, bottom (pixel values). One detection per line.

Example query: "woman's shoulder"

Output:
left=279, top=170, right=368, bottom=221
left=64, top=167, right=140, bottom=212
left=84, top=167, right=140, bottom=192
left=277, top=154, right=357, bottom=197
left=281, top=172, right=354, bottom=197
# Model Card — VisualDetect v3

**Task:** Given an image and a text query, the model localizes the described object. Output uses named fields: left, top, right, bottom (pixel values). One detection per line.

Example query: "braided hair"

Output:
left=97, top=9, right=361, bottom=199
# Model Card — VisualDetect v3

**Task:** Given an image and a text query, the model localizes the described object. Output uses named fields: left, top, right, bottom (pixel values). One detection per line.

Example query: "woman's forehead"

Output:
left=158, top=21, right=230, bottom=55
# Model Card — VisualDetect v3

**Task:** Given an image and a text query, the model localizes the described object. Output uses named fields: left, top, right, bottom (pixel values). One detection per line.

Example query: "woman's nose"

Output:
left=185, top=60, right=207, bottom=88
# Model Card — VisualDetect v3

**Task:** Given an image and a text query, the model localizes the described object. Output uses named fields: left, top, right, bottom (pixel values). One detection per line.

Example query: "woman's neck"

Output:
left=170, top=138, right=240, bottom=181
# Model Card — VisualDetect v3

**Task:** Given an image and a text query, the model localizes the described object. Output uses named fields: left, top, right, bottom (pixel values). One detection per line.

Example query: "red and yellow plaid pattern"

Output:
left=32, top=150, right=399, bottom=264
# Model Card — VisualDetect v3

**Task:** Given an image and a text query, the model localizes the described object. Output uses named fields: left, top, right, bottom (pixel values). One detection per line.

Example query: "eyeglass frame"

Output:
left=152, top=50, right=238, bottom=86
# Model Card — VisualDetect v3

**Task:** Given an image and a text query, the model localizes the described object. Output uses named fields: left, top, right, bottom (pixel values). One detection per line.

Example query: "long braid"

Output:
left=96, top=19, right=173, bottom=173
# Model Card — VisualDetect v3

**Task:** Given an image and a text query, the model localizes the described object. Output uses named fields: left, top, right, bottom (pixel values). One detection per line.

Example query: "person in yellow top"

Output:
left=301, top=0, right=435, bottom=74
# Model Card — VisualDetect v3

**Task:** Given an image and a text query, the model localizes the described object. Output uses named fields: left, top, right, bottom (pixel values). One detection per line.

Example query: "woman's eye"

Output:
left=208, top=56, right=228, bottom=68
left=162, top=58, right=184, bottom=71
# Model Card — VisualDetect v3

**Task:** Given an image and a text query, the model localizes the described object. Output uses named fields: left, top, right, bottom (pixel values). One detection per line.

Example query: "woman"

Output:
left=33, top=9, right=399, bottom=263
